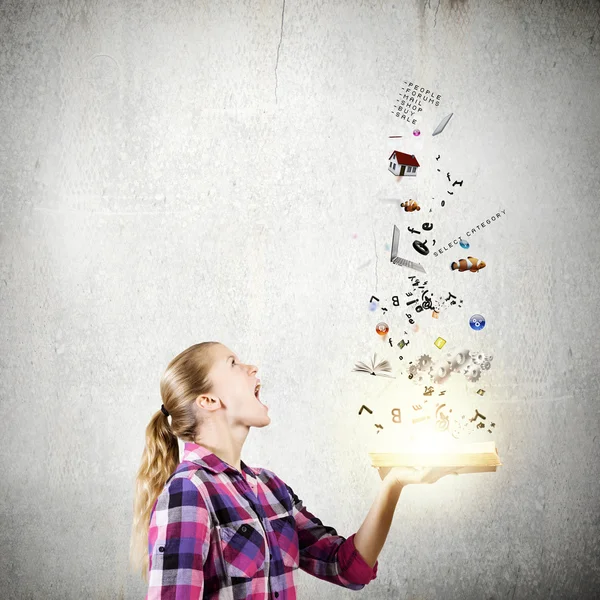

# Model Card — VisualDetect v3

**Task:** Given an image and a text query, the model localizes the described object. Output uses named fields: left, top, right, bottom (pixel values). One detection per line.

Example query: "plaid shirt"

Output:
left=146, top=442, right=378, bottom=599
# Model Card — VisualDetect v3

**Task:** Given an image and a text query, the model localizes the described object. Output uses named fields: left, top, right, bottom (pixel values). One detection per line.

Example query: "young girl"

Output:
left=129, top=341, right=457, bottom=599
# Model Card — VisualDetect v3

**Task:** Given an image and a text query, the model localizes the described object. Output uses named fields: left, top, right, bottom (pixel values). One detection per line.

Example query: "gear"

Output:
left=471, top=352, right=485, bottom=365
left=480, top=360, right=491, bottom=371
left=416, top=354, right=433, bottom=370
left=449, top=349, right=471, bottom=372
left=408, top=363, right=419, bottom=376
left=463, top=363, right=482, bottom=382
left=432, top=361, right=452, bottom=385
left=472, top=352, right=494, bottom=366
left=463, top=363, right=475, bottom=375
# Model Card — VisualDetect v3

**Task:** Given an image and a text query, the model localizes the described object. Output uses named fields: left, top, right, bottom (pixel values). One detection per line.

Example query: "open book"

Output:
left=352, top=353, right=395, bottom=378
left=369, top=441, right=501, bottom=471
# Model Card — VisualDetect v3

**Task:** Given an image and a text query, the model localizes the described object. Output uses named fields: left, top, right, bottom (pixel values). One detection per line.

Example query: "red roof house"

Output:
left=388, top=151, right=420, bottom=177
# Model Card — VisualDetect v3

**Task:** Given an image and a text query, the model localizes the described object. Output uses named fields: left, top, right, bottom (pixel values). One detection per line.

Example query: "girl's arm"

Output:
left=353, top=479, right=404, bottom=569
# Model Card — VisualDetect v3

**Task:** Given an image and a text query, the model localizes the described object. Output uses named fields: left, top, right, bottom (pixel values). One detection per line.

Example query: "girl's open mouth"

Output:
left=254, top=383, right=268, bottom=408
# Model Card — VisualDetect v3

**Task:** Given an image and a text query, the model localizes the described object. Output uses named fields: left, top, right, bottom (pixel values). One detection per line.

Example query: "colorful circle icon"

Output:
left=376, top=322, right=389, bottom=336
left=413, top=129, right=421, bottom=136
left=469, top=314, right=486, bottom=330
left=459, top=238, right=470, bottom=249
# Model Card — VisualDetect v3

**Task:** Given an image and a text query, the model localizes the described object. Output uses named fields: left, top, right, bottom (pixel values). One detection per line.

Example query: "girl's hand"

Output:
left=377, top=465, right=462, bottom=487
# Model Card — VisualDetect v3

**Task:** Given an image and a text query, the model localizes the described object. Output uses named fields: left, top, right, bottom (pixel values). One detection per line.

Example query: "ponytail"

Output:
left=128, top=341, right=219, bottom=582
left=128, top=408, right=179, bottom=582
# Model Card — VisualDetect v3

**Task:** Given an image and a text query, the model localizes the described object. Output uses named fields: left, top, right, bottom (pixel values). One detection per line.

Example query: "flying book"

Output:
left=369, top=441, right=502, bottom=471
left=390, top=224, right=426, bottom=273
left=432, top=112, right=453, bottom=136
left=352, top=353, right=396, bottom=378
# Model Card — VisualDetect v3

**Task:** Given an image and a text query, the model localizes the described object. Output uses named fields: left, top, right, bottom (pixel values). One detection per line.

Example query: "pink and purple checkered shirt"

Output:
left=146, top=442, right=378, bottom=599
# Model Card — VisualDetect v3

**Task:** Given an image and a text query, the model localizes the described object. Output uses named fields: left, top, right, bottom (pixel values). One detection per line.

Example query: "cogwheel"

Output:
left=471, top=352, right=486, bottom=365
left=464, top=364, right=482, bottom=382
left=474, top=353, right=494, bottom=365
left=432, top=361, right=452, bottom=385
left=450, top=349, right=471, bottom=372
left=480, top=360, right=491, bottom=371
left=463, top=363, right=476, bottom=375
left=408, top=363, right=419, bottom=376
left=433, top=371, right=452, bottom=385
left=416, top=354, right=433, bottom=370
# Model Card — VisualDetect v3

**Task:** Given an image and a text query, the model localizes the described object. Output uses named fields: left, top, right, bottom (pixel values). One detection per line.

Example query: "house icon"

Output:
left=388, top=151, right=420, bottom=177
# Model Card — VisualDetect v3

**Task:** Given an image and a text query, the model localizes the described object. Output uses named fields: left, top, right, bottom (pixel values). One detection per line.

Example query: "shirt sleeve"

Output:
left=284, top=482, right=378, bottom=590
left=146, top=476, right=211, bottom=600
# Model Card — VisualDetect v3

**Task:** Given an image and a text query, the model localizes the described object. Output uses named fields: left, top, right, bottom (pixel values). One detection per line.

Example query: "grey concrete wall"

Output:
left=1, top=0, right=599, bottom=598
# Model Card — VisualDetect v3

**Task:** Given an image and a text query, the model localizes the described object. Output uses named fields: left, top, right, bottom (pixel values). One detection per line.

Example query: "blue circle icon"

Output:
left=469, top=314, right=485, bottom=330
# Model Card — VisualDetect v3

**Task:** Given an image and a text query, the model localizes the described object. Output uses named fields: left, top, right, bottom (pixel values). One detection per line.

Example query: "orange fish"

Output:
left=401, top=199, right=420, bottom=212
left=451, top=256, right=486, bottom=272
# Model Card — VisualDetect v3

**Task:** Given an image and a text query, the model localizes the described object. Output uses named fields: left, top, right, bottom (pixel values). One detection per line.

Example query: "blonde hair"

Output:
left=128, top=341, right=221, bottom=583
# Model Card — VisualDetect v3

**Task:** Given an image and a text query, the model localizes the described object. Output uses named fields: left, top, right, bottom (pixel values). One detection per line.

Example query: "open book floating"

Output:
left=369, top=441, right=502, bottom=469
left=352, top=353, right=395, bottom=378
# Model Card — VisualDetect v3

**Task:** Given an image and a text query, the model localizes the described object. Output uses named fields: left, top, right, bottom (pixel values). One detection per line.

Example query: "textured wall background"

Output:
left=1, top=0, right=599, bottom=598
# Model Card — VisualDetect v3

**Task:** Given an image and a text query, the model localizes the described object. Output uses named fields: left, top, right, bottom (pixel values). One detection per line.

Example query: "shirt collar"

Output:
left=182, top=441, right=256, bottom=480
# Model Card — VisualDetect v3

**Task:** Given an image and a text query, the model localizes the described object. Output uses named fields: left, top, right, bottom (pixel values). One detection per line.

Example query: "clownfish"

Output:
left=401, top=199, right=420, bottom=212
left=451, top=257, right=486, bottom=272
